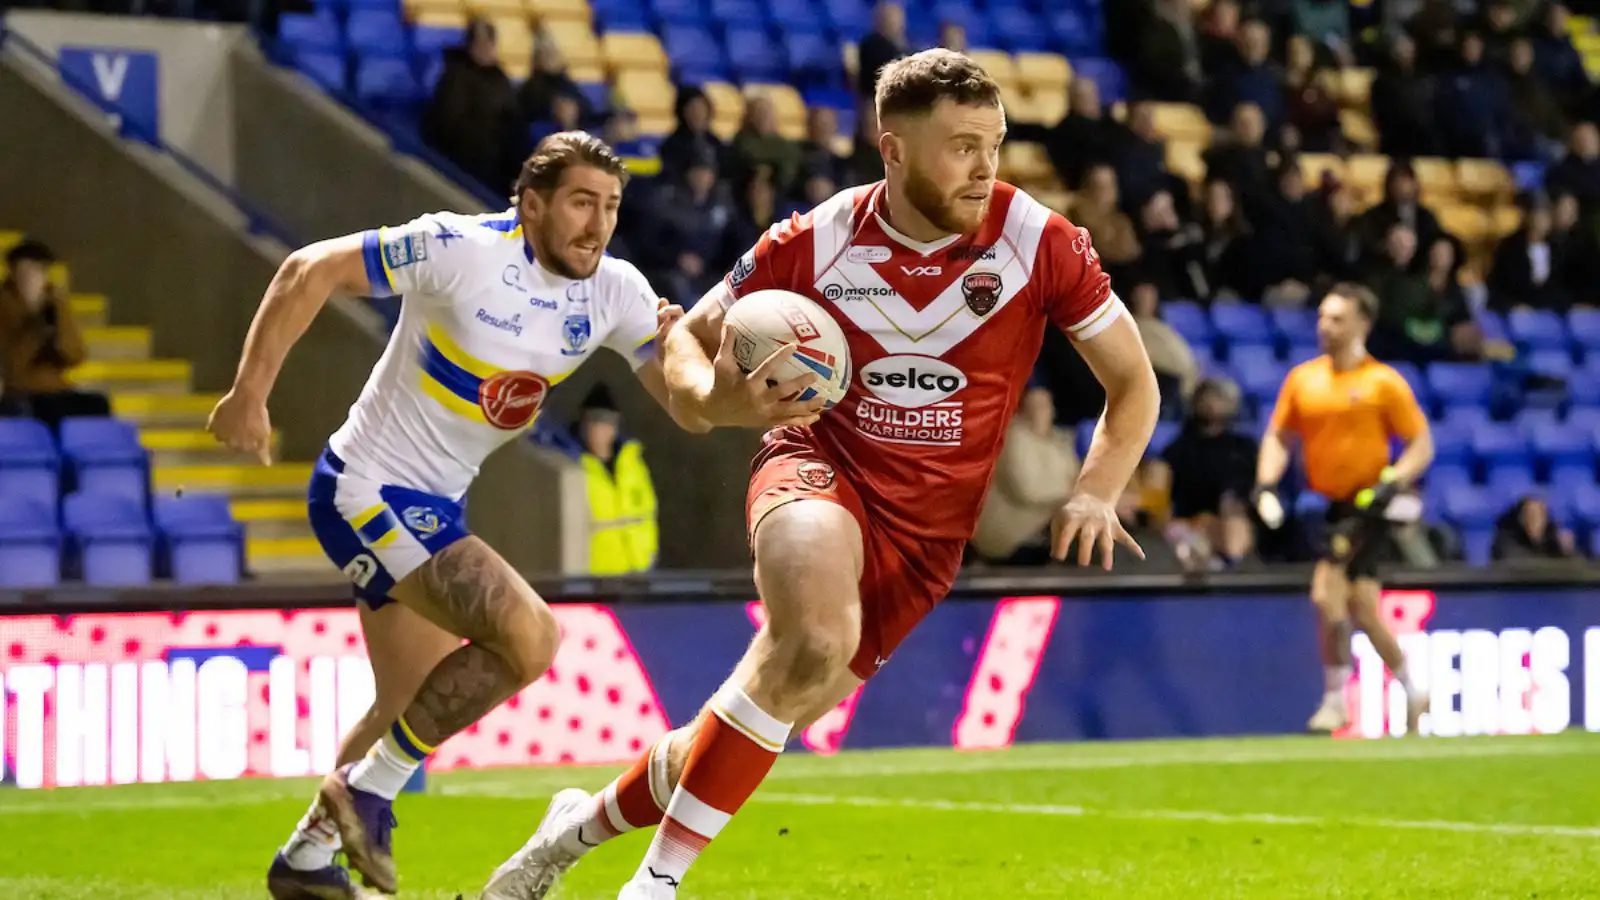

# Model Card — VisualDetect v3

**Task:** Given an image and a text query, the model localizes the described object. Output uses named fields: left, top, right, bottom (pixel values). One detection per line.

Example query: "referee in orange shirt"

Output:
left=1253, top=285, right=1435, bottom=735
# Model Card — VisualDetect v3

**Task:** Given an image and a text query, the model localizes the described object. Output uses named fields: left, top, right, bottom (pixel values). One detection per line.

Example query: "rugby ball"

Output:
left=724, top=289, right=852, bottom=409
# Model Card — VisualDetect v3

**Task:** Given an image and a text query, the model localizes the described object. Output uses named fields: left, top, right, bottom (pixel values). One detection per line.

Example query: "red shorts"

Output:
left=746, top=448, right=964, bottom=680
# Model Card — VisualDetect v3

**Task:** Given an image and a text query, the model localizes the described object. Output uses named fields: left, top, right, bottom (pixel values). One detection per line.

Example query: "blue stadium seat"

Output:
left=1428, top=419, right=1474, bottom=468
left=1571, top=482, right=1600, bottom=528
left=279, top=12, right=344, bottom=54
left=295, top=50, right=348, bottom=93
left=653, top=0, right=711, bottom=26
left=770, top=0, right=824, bottom=33
left=1424, top=465, right=1472, bottom=509
left=1210, top=302, right=1274, bottom=346
left=1427, top=362, right=1493, bottom=411
left=726, top=26, right=786, bottom=80
left=991, top=7, right=1048, bottom=51
left=1486, top=464, right=1536, bottom=498
left=1525, top=348, right=1576, bottom=380
left=1160, top=300, right=1211, bottom=348
left=1442, top=485, right=1499, bottom=528
left=1069, top=57, right=1124, bottom=103
left=59, top=418, right=149, bottom=504
left=1284, top=340, right=1319, bottom=364
left=1472, top=428, right=1532, bottom=472
left=1294, top=490, right=1329, bottom=518
left=709, top=0, right=766, bottom=26
left=1461, top=527, right=1495, bottom=565
left=155, top=495, right=244, bottom=585
left=1270, top=306, right=1317, bottom=346
left=342, top=0, right=400, bottom=10
left=1476, top=309, right=1509, bottom=343
left=1513, top=407, right=1562, bottom=435
left=786, top=31, right=839, bottom=77
left=0, top=498, right=61, bottom=587
left=1569, top=308, right=1600, bottom=352
left=1074, top=419, right=1095, bottom=458
left=63, top=492, right=154, bottom=586
left=1150, top=421, right=1180, bottom=455
left=1566, top=404, right=1600, bottom=431
left=821, top=0, right=871, bottom=37
left=662, top=25, right=726, bottom=75
left=1507, top=308, right=1569, bottom=351
left=412, top=26, right=464, bottom=58
left=355, top=56, right=423, bottom=107
left=1047, top=8, right=1103, bottom=56
left=1532, top=421, right=1593, bottom=472
left=1549, top=464, right=1595, bottom=496
left=1567, top=362, right=1600, bottom=408
left=346, top=11, right=409, bottom=57
left=0, top=418, right=60, bottom=513
left=1388, top=361, right=1431, bottom=410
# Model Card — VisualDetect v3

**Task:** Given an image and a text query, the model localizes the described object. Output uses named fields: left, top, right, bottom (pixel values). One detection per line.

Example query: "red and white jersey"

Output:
left=713, top=181, right=1125, bottom=541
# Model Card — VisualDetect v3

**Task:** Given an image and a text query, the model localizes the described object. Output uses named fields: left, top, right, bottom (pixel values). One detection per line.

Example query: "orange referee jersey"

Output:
left=1267, top=354, right=1428, bottom=502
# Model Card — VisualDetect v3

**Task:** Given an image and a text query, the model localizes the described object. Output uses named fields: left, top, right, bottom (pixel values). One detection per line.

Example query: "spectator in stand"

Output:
left=1552, top=190, right=1600, bottom=304
left=1197, top=177, right=1256, bottom=301
left=659, top=86, right=727, bottom=183
left=1136, top=0, right=1205, bottom=103
left=848, top=104, right=886, bottom=184
left=1249, top=164, right=1319, bottom=306
left=1203, top=102, right=1275, bottom=218
left=1546, top=122, right=1600, bottom=222
left=731, top=92, right=801, bottom=195
left=1534, top=4, right=1588, bottom=114
left=729, top=168, right=780, bottom=255
left=1489, top=193, right=1573, bottom=313
left=1506, top=35, right=1568, bottom=156
left=856, top=1, right=907, bottom=100
left=1283, top=35, right=1345, bottom=154
left=1408, top=0, right=1464, bottom=71
left=791, top=172, right=839, bottom=219
left=1492, top=496, right=1581, bottom=562
left=969, top=381, right=1079, bottom=565
left=1292, top=0, right=1353, bottom=59
left=1434, top=30, right=1517, bottom=158
left=1310, top=174, right=1363, bottom=284
left=0, top=240, right=108, bottom=430
left=1210, top=19, right=1286, bottom=129
left=527, top=93, right=583, bottom=148
left=1354, top=160, right=1445, bottom=271
left=1134, top=189, right=1208, bottom=301
left=1479, top=0, right=1524, bottom=65
left=600, top=107, right=660, bottom=175
left=1373, top=34, right=1441, bottom=159
left=422, top=18, right=519, bottom=191
left=1120, top=100, right=1191, bottom=214
left=1154, top=377, right=1259, bottom=570
left=937, top=21, right=967, bottom=52
left=1127, top=278, right=1201, bottom=411
left=1068, top=164, right=1142, bottom=285
left=658, top=146, right=739, bottom=307
left=1366, top=224, right=1475, bottom=363
left=797, top=106, right=848, bottom=191
left=517, top=34, right=589, bottom=127
left=1029, top=77, right=1122, bottom=192
left=1198, top=0, right=1242, bottom=80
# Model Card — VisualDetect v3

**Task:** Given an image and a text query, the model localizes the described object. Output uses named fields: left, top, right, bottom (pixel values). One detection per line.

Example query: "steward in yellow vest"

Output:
left=578, top=385, right=657, bottom=574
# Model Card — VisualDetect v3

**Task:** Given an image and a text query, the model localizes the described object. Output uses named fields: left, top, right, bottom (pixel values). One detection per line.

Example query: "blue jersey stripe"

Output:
left=419, top=338, right=484, bottom=403
left=361, top=230, right=393, bottom=295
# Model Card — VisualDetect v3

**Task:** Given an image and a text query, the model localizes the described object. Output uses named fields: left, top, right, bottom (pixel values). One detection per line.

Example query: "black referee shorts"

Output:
left=1319, top=500, right=1391, bottom=580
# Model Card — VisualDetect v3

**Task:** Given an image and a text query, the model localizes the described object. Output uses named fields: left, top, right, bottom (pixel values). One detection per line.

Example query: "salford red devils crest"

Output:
left=478, top=370, right=549, bottom=429
left=961, top=272, right=1002, bottom=316
left=796, top=460, right=836, bottom=490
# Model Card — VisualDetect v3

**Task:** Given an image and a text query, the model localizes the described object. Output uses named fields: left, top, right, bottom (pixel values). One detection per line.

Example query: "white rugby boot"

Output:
left=481, top=788, right=595, bottom=900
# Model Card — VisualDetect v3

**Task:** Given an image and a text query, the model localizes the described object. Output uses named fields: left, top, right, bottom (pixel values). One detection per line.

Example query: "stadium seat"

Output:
left=821, top=0, right=871, bottom=37
left=1442, top=484, right=1499, bottom=528
left=1210, top=302, right=1274, bottom=347
left=355, top=57, right=423, bottom=106
left=1514, top=407, right=1562, bottom=436
left=1411, top=156, right=1458, bottom=203
left=1427, top=362, right=1493, bottom=411
left=1567, top=362, right=1600, bottom=408
left=0, top=418, right=60, bottom=512
left=992, top=7, right=1048, bottom=52
left=412, top=24, right=466, bottom=57
left=1293, top=490, right=1329, bottom=519
left=601, top=31, right=669, bottom=72
left=1068, top=57, right=1124, bottom=103
left=1549, top=464, right=1596, bottom=497
left=595, top=0, right=654, bottom=30
left=709, top=0, right=765, bottom=26
left=1571, top=482, right=1600, bottom=528
left=279, top=12, right=344, bottom=54
left=1507, top=308, right=1569, bottom=351
left=1149, top=421, right=1180, bottom=455
left=63, top=492, right=154, bottom=586
left=1269, top=306, right=1316, bottom=346
left=346, top=11, right=410, bottom=57
left=1460, top=527, right=1495, bottom=565
left=1569, top=308, right=1600, bottom=351
left=661, top=25, right=725, bottom=76
left=785, top=31, right=840, bottom=78
left=1486, top=464, right=1536, bottom=498
left=652, top=0, right=710, bottom=25
left=769, top=0, right=823, bottom=33
left=614, top=69, right=676, bottom=118
left=542, top=20, right=602, bottom=70
left=1284, top=340, right=1319, bottom=364
left=1456, top=158, right=1514, bottom=203
left=1046, top=8, right=1102, bottom=55
left=1525, top=349, right=1576, bottom=380
left=154, top=494, right=245, bottom=584
left=295, top=50, right=348, bottom=93
left=1014, top=52, right=1070, bottom=94
left=1531, top=422, right=1592, bottom=474
left=1387, top=361, right=1431, bottom=410
left=1429, top=420, right=1474, bottom=468
left=1472, top=428, right=1532, bottom=474
left=59, top=418, right=149, bottom=504
left=1476, top=309, right=1509, bottom=343
left=0, top=498, right=61, bottom=587
left=1160, top=300, right=1211, bottom=349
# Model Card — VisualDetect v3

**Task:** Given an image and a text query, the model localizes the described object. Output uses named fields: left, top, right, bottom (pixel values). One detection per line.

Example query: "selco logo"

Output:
left=860, top=355, right=968, bottom=408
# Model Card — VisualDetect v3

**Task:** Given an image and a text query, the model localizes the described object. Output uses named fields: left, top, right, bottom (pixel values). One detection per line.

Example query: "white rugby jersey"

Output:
left=326, top=208, right=659, bottom=499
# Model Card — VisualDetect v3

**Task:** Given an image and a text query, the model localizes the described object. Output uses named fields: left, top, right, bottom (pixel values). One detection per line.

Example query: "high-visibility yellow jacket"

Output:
left=581, top=439, right=657, bottom=574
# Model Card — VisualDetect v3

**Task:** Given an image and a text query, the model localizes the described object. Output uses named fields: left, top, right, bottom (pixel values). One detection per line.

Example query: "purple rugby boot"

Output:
left=266, top=851, right=364, bottom=900
left=318, top=764, right=399, bottom=894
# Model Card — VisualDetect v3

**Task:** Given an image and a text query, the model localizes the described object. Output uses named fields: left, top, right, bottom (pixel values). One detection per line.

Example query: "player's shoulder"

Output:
left=765, top=184, right=868, bottom=247
left=1284, top=355, right=1329, bottom=385
left=1364, top=357, right=1417, bottom=394
left=592, top=255, right=656, bottom=309
left=390, top=208, right=519, bottom=255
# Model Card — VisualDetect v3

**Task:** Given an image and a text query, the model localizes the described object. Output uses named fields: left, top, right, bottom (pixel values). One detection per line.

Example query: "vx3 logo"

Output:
left=901, top=265, right=942, bottom=276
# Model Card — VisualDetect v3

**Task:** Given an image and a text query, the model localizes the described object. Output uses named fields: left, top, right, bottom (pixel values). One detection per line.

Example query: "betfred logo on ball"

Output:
left=478, top=370, right=549, bottom=429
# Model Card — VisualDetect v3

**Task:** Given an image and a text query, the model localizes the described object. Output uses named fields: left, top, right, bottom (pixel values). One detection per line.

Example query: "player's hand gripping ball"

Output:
left=711, top=289, right=853, bottom=429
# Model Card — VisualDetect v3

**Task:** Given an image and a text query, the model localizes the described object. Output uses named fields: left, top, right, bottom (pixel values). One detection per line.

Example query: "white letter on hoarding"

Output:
left=143, top=659, right=197, bottom=783
left=1530, top=627, right=1571, bottom=734
left=309, top=656, right=338, bottom=774
left=110, top=662, right=139, bottom=784
left=1498, top=628, right=1533, bottom=736
left=337, top=657, right=376, bottom=751
left=56, top=664, right=110, bottom=787
left=1587, top=628, right=1600, bottom=732
left=1458, top=630, right=1499, bottom=737
left=9, top=664, right=54, bottom=789
left=269, top=656, right=310, bottom=778
left=1429, top=631, right=1462, bottom=738
left=1353, top=635, right=1384, bottom=738
left=197, top=657, right=249, bottom=781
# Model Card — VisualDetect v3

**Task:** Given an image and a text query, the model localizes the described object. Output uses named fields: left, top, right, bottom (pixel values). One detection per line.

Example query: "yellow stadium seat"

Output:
left=568, top=61, right=604, bottom=82
left=1029, top=87, right=1066, bottom=126
left=410, top=8, right=467, bottom=28
left=711, top=117, right=740, bottom=141
left=614, top=69, right=674, bottom=117
left=636, top=111, right=674, bottom=137
left=1412, top=156, right=1457, bottom=202
left=602, top=31, right=667, bottom=72
left=490, top=16, right=533, bottom=56
left=968, top=50, right=1019, bottom=90
left=1338, top=108, right=1377, bottom=148
left=1015, top=52, right=1070, bottom=93
left=468, top=0, right=523, bottom=17
left=746, top=83, right=807, bottom=131
left=406, top=0, right=465, bottom=16
left=526, top=0, right=590, bottom=24
left=1492, top=204, right=1523, bottom=237
left=0, top=231, right=21, bottom=253
left=1456, top=158, right=1514, bottom=203
left=1338, top=67, right=1374, bottom=108
left=543, top=19, right=601, bottom=68
left=1298, top=153, right=1343, bottom=189
left=1165, top=141, right=1206, bottom=185
left=700, top=80, right=745, bottom=124
left=1342, top=153, right=1390, bottom=194
left=48, top=262, right=69, bottom=292
left=1001, top=142, right=1055, bottom=187
left=1149, top=102, right=1211, bottom=143
left=502, top=53, right=531, bottom=79
left=1437, top=205, right=1491, bottom=242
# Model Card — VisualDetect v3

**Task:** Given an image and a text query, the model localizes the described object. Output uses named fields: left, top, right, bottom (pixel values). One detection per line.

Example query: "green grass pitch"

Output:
left=2, top=733, right=1598, bottom=898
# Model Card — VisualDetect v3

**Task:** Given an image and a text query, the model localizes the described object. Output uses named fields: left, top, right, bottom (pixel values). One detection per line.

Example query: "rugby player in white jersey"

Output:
left=207, top=131, right=828, bottom=898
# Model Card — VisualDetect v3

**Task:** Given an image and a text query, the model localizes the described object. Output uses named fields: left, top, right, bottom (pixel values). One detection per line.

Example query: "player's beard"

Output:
left=903, top=165, right=986, bottom=235
left=533, top=228, right=604, bottom=280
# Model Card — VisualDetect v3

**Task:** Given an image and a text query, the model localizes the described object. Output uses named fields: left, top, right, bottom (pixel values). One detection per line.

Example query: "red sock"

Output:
left=631, top=685, right=791, bottom=889
left=585, top=731, right=675, bottom=840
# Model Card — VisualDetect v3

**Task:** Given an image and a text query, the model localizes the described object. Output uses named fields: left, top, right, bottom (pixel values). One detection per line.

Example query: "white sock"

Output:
left=282, top=797, right=342, bottom=870
left=348, top=723, right=429, bottom=800
left=1324, top=665, right=1352, bottom=695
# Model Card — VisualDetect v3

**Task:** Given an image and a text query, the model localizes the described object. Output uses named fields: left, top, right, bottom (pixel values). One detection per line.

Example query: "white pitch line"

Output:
left=754, top=792, right=1600, bottom=840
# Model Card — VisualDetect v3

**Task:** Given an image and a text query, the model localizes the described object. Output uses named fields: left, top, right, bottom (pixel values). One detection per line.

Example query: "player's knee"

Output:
left=773, top=621, right=859, bottom=692
left=489, top=596, right=561, bottom=686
